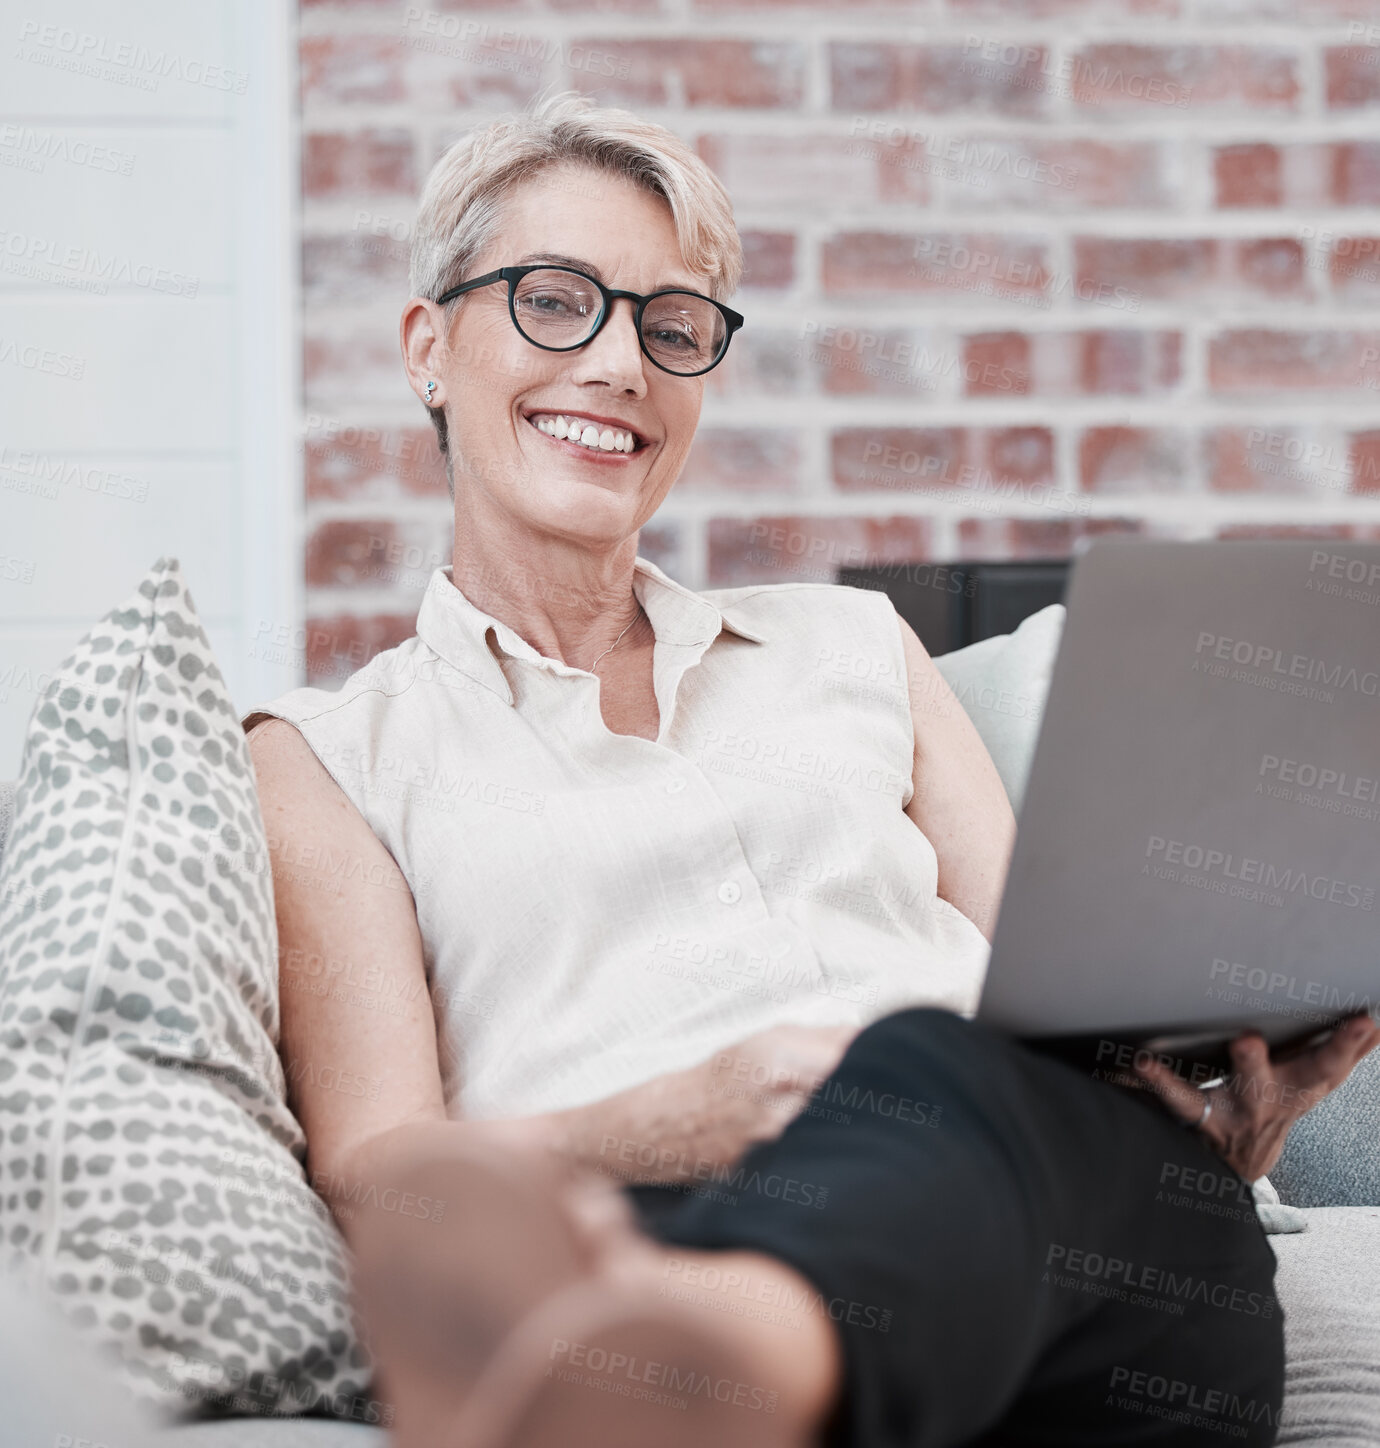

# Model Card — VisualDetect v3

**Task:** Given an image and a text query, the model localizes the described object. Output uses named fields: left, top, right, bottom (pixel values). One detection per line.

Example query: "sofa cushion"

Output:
left=152, top=1418, right=387, bottom=1446
left=0, top=558, right=371, bottom=1417
left=0, top=778, right=13, bottom=868
left=1272, top=1205, right=1380, bottom=1444
left=931, top=603, right=1064, bottom=815
left=1272, top=1047, right=1380, bottom=1209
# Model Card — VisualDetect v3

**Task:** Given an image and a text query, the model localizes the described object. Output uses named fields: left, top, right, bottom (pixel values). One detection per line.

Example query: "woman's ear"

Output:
left=400, top=298, right=446, bottom=406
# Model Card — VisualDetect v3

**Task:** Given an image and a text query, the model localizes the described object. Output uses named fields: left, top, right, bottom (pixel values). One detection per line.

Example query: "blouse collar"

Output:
left=415, top=556, right=767, bottom=705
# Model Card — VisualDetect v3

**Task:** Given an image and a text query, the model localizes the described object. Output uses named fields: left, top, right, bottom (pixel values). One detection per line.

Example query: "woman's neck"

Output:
left=450, top=534, right=647, bottom=672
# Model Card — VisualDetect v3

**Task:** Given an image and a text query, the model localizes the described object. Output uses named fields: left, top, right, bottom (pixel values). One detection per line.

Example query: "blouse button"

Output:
left=666, top=778, right=687, bottom=795
left=717, top=880, right=742, bottom=905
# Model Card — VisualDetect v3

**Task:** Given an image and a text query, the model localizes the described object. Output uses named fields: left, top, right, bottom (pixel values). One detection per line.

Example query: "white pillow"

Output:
left=931, top=604, right=1065, bottom=814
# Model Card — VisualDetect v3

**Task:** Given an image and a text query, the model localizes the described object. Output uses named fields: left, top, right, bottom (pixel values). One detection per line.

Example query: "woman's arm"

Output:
left=246, top=719, right=449, bottom=1228
left=895, top=614, right=1017, bottom=942
left=246, top=720, right=850, bottom=1232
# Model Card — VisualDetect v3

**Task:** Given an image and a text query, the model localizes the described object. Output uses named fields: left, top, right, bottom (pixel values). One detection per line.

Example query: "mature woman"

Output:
left=243, top=93, right=1378, bottom=1448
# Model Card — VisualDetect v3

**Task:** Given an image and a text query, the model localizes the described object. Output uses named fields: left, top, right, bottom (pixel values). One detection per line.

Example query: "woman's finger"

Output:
left=1131, top=1057, right=1212, bottom=1127
left=1269, top=1015, right=1380, bottom=1115
left=1299, top=1014, right=1380, bottom=1084
left=1225, top=1031, right=1271, bottom=1083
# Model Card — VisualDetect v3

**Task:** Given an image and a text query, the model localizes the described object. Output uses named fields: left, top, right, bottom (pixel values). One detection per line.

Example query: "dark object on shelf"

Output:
left=838, top=560, right=1071, bottom=655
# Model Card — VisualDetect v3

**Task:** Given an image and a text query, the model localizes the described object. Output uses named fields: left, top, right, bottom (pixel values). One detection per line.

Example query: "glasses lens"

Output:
left=511, top=268, right=602, bottom=347
left=641, top=292, right=727, bottom=374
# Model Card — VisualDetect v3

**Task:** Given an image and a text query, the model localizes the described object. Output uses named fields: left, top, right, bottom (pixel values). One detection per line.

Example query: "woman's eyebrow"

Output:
left=514, top=252, right=703, bottom=295
left=516, top=251, right=606, bottom=280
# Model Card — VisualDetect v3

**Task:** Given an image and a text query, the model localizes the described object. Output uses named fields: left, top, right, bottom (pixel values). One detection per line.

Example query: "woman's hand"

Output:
left=685, top=1022, right=861, bottom=1161
left=533, top=1024, right=860, bottom=1187
left=1132, top=1012, right=1380, bottom=1183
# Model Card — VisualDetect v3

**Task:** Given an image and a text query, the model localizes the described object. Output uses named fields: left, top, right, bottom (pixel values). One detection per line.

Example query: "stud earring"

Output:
left=424, top=380, right=437, bottom=405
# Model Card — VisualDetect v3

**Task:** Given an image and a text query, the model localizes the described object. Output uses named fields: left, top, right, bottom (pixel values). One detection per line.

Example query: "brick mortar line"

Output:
left=299, top=105, right=1380, bottom=134
left=1053, top=423, right=1077, bottom=499
left=296, top=15, right=1379, bottom=41
left=301, top=217, right=1380, bottom=254
left=301, top=210, right=1380, bottom=231
left=302, top=496, right=1380, bottom=528
left=301, top=304, right=1380, bottom=326
left=708, top=408, right=1380, bottom=425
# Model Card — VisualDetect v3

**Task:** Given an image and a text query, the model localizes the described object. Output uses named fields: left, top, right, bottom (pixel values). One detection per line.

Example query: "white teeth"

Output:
left=530, top=413, right=638, bottom=454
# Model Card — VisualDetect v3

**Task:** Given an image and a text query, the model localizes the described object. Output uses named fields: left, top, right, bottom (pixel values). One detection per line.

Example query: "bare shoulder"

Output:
left=889, top=609, right=964, bottom=727
left=246, top=716, right=335, bottom=804
left=892, top=609, right=934, bottom=666
left=245, top=716, right=375, bottom=847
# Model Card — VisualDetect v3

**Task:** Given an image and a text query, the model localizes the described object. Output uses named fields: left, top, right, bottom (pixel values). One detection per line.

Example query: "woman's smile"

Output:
left=521, top=407, right=650, bottom=461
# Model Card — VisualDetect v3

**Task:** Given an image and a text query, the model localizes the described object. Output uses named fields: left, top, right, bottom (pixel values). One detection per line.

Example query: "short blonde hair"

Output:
left=410, top=90, right=743, bottom=460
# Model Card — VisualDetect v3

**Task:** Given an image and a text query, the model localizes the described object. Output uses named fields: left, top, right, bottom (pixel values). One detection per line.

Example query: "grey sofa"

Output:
left=2, top=603, right=1377, bottom=1446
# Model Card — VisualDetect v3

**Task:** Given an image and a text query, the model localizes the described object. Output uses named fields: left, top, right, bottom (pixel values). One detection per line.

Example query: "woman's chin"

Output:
left=525, top=498, right=645, bottom=551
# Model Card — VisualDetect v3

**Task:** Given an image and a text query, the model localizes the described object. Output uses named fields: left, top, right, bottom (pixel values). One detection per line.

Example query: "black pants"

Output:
left=627, top=1008, right=1285, bottom=1448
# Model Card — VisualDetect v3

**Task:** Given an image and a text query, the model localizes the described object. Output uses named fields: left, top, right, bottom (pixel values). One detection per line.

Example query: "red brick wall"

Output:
left=299, top=0, right=1380, bottom=684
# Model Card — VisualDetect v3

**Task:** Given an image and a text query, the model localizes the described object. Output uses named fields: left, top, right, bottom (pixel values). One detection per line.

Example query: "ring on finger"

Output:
left=1194, top=1092, right=1213, bottom=1130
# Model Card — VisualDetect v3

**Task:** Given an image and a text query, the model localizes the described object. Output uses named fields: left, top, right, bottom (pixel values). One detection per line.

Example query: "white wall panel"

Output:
left=0, top=0, right=299, bottom=776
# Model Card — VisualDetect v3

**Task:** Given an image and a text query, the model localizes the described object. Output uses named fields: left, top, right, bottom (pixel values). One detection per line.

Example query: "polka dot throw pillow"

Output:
left=0, top=558, right=377, bottom=1422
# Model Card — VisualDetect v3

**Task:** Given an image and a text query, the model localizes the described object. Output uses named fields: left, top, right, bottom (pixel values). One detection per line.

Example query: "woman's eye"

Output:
left=650, top=326, right=698, bottom=350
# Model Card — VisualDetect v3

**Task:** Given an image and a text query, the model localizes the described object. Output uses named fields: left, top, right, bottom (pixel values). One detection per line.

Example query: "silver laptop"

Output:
left=978, top=538, right=1380, bottom=1073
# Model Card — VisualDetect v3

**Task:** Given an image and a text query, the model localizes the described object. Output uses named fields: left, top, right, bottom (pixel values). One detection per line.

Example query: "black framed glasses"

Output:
left=435, top=264, right=744, bottom=377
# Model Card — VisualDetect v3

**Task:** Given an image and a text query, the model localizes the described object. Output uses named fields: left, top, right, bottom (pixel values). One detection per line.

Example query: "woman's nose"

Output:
left=571, top=297, right=646, bottom=390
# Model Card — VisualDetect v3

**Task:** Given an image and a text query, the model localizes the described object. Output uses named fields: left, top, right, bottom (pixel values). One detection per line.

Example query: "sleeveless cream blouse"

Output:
left=245, top=558, right=990, bottom=1119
